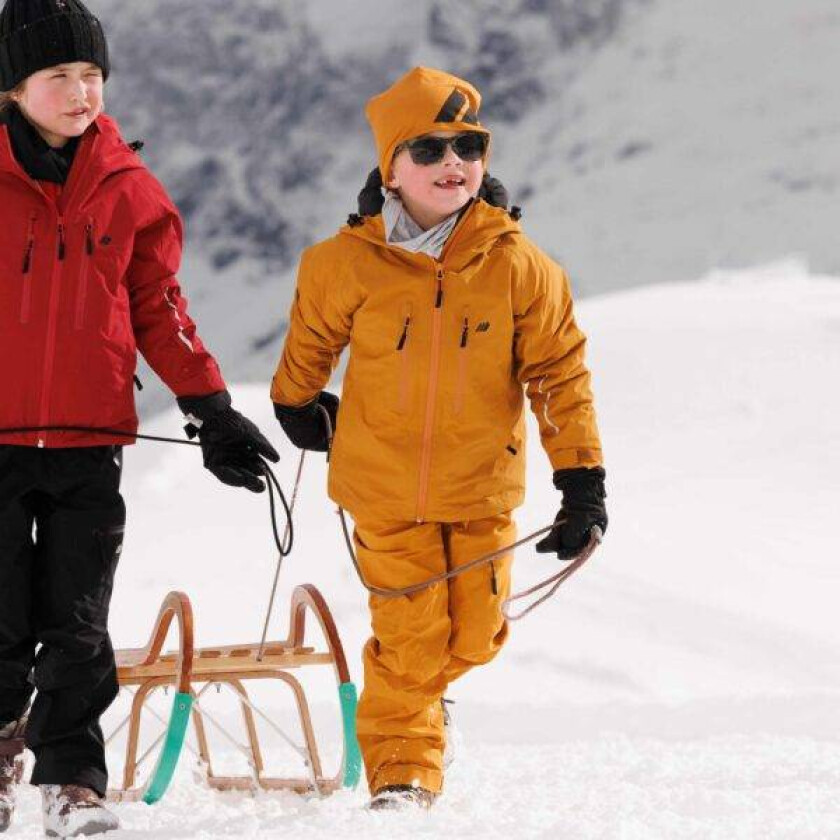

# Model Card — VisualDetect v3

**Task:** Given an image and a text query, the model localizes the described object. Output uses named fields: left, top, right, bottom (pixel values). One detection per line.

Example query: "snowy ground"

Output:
left=9, top=262, right=840, bottom=837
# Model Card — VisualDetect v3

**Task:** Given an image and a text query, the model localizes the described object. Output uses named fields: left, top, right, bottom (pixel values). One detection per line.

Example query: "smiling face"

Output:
left=12, top=62, right=104, bottom=148
left=386, top=131, right=486, bottom=231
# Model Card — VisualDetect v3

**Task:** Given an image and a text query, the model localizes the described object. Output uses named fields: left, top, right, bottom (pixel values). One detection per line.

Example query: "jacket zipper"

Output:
left=416, top=267, right=445, bottom=523
left=36, top=216, right=66, bottom=448
left=74, top=220, right=95, bottom=330
left=412, top=206, right=476, bottom=522
left=19, top=213, right=37, bottom=324
left=454, top=307, right=470, bottom=415
left=396, top=304, right=413, bottom=412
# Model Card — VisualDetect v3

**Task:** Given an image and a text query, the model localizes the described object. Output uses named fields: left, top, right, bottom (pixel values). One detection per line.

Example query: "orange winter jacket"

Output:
left=271, top=199, right=603, bottom=523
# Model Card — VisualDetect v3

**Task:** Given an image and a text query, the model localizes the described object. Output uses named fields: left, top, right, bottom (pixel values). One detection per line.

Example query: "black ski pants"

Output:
left=0, top=445, right=125, bottom=797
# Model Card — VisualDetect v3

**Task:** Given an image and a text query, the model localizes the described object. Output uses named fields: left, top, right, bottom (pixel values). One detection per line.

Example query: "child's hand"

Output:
left=178, top=391, right=280, bottom=493
left=273, top=391, right=340, bottom=452
left=535, top=467, right=607, bottom=560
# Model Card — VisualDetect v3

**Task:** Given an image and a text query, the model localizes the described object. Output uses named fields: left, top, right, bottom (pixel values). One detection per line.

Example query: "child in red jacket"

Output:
left=0, top=1, right=277, bottom=835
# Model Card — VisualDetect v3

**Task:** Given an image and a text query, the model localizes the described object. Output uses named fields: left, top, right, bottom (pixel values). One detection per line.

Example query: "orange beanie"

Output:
left=365, top=66, right=491, bottom=182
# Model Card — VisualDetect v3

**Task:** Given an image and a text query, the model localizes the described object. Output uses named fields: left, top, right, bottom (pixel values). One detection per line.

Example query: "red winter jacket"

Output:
left=0, top=113, right=225, bottom=448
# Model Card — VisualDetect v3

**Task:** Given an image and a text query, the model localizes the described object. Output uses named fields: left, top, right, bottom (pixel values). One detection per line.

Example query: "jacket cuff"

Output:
left=273, top=395, right=318, bottom=422
left=552, top=466, right=607, bottom=492
left=176, top=390, right=231, bottom=422
left=547, top=445, right=603, bottom=471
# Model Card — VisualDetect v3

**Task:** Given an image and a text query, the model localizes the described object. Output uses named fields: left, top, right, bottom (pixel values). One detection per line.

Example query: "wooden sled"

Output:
left=108, top=585, right=361, bottom=804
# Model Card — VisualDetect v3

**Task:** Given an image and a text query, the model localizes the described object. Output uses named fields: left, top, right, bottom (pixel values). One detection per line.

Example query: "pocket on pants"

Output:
left=94, top=523, right=124, bottom=577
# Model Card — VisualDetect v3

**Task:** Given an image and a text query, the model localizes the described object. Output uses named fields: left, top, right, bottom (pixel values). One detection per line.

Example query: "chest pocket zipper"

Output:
left=454, top=307, right=470, bottom=415
left=19, top=213, right=37, bottom=324
left=396, top=304, right=413, bottom=413
left=74, top=220, right=95, bottom=330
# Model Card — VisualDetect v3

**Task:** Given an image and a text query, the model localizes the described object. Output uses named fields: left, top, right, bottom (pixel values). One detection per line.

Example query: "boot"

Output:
left=41, top=785, right=119, bottom=838
left=0, top=717, right=26, bottom=833
left=367, top=783, right=437, bottom=811
left=442, top=697, right=459, bottom=769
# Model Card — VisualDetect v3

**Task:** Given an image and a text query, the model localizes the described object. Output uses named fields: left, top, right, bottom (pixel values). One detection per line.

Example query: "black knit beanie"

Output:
left=0, top=0, right=110, bottom=92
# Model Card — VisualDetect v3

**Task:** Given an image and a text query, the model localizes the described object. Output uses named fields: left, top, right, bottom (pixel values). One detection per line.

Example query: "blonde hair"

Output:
left=0, top=82, right=24, bottom=112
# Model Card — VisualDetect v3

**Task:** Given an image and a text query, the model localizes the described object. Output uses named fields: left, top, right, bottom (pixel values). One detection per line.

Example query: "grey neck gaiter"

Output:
left=382, top=191, right=462, bottom=259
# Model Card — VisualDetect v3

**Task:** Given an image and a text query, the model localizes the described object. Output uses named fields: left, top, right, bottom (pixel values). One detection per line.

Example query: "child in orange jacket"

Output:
left=271, top=66, right=607, bottom=809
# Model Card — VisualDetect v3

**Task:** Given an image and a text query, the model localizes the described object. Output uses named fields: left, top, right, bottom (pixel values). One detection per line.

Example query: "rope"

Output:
left=315, top=406, right=601, bottom=620
left=339, top=506, right=601, bottom=619
left=257, top=449, right=306, bottom=660
left=0, top=421, right=602, bottom=623
left=0, top=425, right=294, bottom=562
left=0, top=425, right=199, bottom=447
left=501, top=526, right=602, bottom=620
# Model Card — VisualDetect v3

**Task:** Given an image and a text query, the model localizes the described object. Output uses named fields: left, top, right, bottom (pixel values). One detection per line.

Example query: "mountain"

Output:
left=81, top=0, right=838, bottom=406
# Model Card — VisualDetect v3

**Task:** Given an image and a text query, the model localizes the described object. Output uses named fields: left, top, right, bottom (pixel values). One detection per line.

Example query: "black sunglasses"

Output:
left=400, top=132, right=489, bottom=165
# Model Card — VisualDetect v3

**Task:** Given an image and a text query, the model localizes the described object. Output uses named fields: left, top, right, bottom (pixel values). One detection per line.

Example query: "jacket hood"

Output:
left=340, top=198, right=521, bottom=269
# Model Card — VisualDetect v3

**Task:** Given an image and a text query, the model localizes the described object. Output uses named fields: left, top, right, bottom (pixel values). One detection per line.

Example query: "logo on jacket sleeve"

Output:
left=475, top=321, right=491, bottom=333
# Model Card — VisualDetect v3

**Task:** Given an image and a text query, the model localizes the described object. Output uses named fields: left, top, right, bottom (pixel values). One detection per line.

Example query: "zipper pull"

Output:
left=57, top=220, right=66, bottom=261
left=460, top=316, right=469, bottom=348
left=397, top=316, right=411, bottom=351
left=435, top=268, right=444, bottom=308
left=22, top=215, right=36, bottom=274
left=85, top=223, right=94, bottom=255
left=22, top=239, right=34, bottom=274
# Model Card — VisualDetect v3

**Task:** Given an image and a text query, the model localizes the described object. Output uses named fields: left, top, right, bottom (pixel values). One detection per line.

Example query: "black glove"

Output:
left=535, top=467, right=608, bottom=560
left=273, top=391, right=340, bottom=452
left=178, top=391, right=279, bottom=493
left=356, top=168, right=510, bottom=217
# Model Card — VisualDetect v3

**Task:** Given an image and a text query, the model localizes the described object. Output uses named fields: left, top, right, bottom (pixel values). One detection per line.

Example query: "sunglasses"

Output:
left=399, top=132, right=489, bottom=165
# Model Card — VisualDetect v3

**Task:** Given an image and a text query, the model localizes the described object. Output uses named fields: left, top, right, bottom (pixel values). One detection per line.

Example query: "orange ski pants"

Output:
left=353, top=511, right=515, bottom=795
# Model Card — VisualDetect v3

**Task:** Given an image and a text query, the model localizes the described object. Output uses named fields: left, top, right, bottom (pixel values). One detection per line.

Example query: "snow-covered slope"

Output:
left=114, top=260, right=840, bottom=703
left=78, top=0, right=839, bottom=402
left=10, top=263, right=839, bottom=838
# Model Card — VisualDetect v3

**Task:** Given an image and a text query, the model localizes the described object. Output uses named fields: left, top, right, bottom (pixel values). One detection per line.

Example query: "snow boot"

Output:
left=0, top=717, right=26, bottom=833
left=442, top=697, right=459, bottom=769
left=367, top=783, right=437, bottom=811
left=41, top=785, right=119, bottom=838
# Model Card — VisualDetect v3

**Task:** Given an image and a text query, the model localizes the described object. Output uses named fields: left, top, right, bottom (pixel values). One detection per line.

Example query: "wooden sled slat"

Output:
left=118, top=651, right=335, bottom=683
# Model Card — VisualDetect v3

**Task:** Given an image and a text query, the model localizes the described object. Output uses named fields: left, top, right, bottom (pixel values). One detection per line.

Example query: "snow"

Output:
left=8, top=262, right=840, bottom=837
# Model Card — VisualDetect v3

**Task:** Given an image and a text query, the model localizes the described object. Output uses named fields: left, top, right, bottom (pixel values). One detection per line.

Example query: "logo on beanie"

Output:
left=435, top=89, right=479, bottom=125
